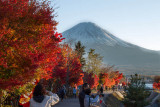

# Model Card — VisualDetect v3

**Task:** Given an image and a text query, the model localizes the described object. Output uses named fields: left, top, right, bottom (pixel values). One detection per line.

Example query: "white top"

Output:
left=30, top=92, right=59, bottom=107
left=84, top=95, right=99, bottom=107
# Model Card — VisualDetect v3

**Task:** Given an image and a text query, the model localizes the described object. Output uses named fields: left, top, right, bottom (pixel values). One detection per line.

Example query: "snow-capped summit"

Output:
left=63, top=22, right=131, bottom=47
left=62, top=22, right=160, bottom=75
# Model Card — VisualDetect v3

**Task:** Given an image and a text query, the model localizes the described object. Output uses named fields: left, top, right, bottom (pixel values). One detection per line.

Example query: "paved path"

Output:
left=54, top=98, right=80, bottom=107
left=54, top=91, right=113, bottom=107
left=54, top=97, right=107, bottom=107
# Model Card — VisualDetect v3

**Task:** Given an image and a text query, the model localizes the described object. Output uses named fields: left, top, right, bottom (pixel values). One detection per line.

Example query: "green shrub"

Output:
left=123, top=74, right=150, bottom=107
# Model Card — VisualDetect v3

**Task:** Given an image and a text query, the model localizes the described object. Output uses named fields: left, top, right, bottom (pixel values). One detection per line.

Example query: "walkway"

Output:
left=54, top=91, right=113, bottom=107
left=54, top=98, right=79, bottom=107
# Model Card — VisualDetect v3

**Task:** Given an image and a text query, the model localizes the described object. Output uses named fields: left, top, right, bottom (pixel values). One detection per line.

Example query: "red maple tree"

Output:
left=153, top=76, right=160, bottom=90
left=52, top=44, right=84, bottom=88
left=84, top=72, right=99, bottom=89
left=98, top=71, right=123, bottom=88
left=0, top=0, right=63, bottom=92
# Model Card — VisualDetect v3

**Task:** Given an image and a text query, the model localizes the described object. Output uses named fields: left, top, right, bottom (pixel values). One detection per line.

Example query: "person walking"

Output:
left=30, top=83, right=59, bottom=107
left=73, top=87, right=77, bottom=98
left=79, top=83, right=90, bottom=107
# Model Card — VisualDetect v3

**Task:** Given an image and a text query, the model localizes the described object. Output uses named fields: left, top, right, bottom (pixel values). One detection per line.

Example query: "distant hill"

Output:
left=62, top=22, right=160, bottom=75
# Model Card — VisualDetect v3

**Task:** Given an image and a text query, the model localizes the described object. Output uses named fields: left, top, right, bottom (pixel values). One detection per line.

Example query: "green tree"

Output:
left=85, top=49, right=103, bottom=74
left=123, top=74, right=150, bottom=107
left=74, top=41, right=86, bottom=67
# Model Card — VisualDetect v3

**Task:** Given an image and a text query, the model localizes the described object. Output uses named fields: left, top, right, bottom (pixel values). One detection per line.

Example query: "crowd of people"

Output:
left=26, top=83, right=104, bottom=107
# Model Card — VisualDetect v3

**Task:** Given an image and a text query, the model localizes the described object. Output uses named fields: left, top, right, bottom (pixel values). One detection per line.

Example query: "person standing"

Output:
left=84, top=88, right=100, bottom=107
left=73, top=87, right=77, bottom=98
left=77, top=87, right=80, bottom=97
left=79, top=83, right=90, bottom=107
left=63, top=85, right=66, bottom=98
left=100, top=84, right=103, bottom=94
left=68, top=86, right=73, bottom=97
left=30, top=83, right=59, bottom=107
left=59, top=87, right=65, bottom=102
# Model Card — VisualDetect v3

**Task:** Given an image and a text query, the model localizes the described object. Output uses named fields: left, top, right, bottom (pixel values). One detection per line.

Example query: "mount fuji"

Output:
left=62, top=22, right=160, bottom=75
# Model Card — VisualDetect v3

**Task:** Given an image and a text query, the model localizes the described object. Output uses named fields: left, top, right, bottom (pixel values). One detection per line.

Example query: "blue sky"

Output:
left=51, top=0, right=160, bottom=51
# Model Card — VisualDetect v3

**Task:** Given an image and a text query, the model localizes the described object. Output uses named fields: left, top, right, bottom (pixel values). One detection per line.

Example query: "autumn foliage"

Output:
left=52, top=44, right=84, bottom=87
left=114, top=71, right=123, bottom=85
left=83, top=70, right=124, bottom=89
left=153, top=76, right=160, bottom=90
left=0, top=2, right=125, bottom=104
left=122, top=81, right=127, bottom=86
left=84, top=73, right=99, bottom=89
left=153, top=82, right=160, bottom=90
left=0, top=0, right=63, bottom=92
left=99, top=71, right=123, bottom=88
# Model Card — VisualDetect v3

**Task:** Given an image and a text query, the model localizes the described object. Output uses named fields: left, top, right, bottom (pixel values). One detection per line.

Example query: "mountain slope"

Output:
left=62, top=22, right=160, bottom=75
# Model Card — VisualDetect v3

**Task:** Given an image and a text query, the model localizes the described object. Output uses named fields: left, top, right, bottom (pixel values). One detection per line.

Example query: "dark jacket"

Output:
left=100, top=87, right=103, bottom=93
left=58, top=88, right=65, bottom=98
left=79, top=90, right=85, bottom=107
